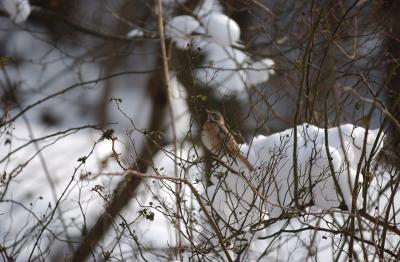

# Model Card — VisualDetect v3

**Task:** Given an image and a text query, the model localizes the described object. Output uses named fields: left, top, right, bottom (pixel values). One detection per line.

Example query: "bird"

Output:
left=201, top=110, right=254, bottom=171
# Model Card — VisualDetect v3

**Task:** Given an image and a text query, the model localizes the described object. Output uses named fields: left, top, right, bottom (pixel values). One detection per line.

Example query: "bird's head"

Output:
left=206, top=110, right=224, bottom=124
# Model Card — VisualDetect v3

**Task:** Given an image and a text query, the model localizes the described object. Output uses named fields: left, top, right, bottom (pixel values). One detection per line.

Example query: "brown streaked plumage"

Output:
left=201, top=110, right=254, bottom=171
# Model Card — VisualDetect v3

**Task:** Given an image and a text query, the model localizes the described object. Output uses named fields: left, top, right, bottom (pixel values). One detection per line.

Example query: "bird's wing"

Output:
left=216, top=123, right=239, bottom=153
left=224, top=121, right=245, bottom=144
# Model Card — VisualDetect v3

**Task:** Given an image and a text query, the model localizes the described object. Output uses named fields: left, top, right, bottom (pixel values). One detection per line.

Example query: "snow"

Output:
left=99, top=143, right=205, bottom=259
left=0, top=118, right=201, bottom=260
left=126, top=28, right=144, bottom=38
left=245, top=58, right=276, bottom=86
left=194, top=44, right=277, bottom=97
left=199, top=123, right=386, bottom=260
left=162, top=74, right=193, bottom=143
left=0, top=1, right=396, bottom=260
left=165, top=0, right=275, bottom=97
left=0, top=116, right=389, bottom=261
left=207, top=123, right=385, bottom=219
left=195, top=43, right=248, bottom=97
left=165, top=15, right=204, bottom=49
left=0, top=122, right=126, bottom=259
left=194, top=0, right=223, bottom=20
left=1, top=0, right=31, bottom=24
left=202, top=12, right=241, bottom=46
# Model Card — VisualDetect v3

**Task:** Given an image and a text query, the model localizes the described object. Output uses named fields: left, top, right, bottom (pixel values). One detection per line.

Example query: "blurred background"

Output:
left=0, top=0, right=399, bottom=261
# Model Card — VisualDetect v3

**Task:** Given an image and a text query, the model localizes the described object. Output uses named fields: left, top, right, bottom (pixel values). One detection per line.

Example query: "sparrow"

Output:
left=201, top=110, right=254, bottom=171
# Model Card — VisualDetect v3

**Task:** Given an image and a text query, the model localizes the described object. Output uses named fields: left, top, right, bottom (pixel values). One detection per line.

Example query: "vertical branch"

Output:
left=293, top=4, right=324, bottom=209
left=155, top=0, right=182, bottom=258
left=308, top=1, right=339, bottom=122
left=383, top=0, right=400, bottom=164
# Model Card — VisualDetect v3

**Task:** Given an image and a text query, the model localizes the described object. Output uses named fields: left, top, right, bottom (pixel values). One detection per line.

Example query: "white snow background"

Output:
left=0, top=0, right=398, bottom=261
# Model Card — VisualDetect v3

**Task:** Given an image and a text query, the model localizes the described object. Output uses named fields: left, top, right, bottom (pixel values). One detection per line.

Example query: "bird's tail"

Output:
left=237, top=154, right=254, bottom=172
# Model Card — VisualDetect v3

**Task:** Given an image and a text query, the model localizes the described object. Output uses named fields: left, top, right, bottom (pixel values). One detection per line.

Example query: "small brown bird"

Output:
left=201, top=110, right=254, bottom=171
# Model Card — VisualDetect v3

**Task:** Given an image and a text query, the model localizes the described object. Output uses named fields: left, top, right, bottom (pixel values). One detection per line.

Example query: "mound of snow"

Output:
left=207, top=123, right=385, bottom=219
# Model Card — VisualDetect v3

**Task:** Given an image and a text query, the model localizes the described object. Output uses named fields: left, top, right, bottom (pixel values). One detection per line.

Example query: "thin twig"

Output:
left=104, top=169, right=234, bottom=262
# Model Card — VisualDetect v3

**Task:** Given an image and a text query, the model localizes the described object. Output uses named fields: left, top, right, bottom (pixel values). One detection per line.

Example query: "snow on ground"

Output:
left=206, top=123, right=384, bottom=220
left=0, top=1, right=397, bottom=260
left=0, top=117, right=204, bottom=260
left=0, top=120, right=125, bottom=260
left=201, top=123, right=386, bottom=261
left=0, top=110, right=392, bottom=261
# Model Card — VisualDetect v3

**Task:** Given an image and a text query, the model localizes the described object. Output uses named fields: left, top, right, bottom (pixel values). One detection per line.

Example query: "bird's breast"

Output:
left=201, top=122, right=221, bottom=152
